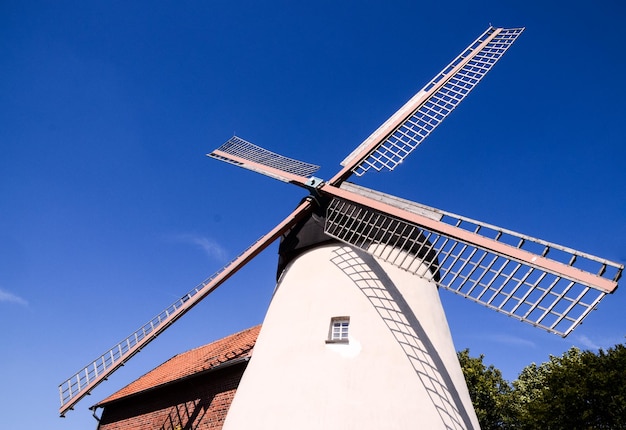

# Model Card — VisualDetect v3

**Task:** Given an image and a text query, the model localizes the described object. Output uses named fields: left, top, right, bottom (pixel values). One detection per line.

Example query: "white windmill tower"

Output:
left=59, top=26, right=622, bottom=429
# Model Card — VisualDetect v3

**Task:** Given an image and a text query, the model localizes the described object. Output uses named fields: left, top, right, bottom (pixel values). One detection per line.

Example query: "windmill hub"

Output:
left=304, top=176, right=325, bottom=190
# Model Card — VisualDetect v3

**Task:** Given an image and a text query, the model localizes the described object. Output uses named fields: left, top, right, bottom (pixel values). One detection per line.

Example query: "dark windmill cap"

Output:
left=277, top=197, right=337, bottom=279
left=277, top=196, right=440, bottom=282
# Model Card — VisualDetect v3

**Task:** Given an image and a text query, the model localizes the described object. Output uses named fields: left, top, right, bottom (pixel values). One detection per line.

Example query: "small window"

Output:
left=326, top=316, right=350, bottom=343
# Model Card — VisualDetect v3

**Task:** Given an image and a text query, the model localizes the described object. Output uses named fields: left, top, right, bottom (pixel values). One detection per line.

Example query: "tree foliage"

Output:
left=459, top=343, right=626, bottom=430
left=511, top=344, right=626, bottom=429
left=457, top=349, right=513, bottom=429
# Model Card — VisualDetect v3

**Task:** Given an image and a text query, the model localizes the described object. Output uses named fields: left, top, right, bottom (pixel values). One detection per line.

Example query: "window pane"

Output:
left=330, top=318, right=349, bottom=341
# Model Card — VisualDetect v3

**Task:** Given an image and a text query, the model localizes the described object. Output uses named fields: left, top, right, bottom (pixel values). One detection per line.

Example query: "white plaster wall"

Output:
left=223, top=244, right=479, bottom=430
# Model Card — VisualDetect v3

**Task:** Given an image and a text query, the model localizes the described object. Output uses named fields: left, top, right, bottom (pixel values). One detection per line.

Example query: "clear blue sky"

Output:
left=1, top=1, right=625, bottom=428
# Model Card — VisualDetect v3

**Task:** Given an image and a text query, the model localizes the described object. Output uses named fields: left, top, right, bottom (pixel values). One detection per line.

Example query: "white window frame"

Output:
left=326, top=316, right=350, bottom=344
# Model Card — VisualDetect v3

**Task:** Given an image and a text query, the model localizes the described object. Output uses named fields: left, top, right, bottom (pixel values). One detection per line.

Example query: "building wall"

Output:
left=97, top=364, right=246, bottom=430
left=223, top=244, right=480, bottom=430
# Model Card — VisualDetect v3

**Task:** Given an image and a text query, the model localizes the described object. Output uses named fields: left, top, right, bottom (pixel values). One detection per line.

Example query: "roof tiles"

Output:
left=96, top=325, right=260, bottom=406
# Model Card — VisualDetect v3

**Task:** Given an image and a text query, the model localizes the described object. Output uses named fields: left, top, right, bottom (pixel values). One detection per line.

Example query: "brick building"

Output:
left=92, top=325, right=260, bottom=430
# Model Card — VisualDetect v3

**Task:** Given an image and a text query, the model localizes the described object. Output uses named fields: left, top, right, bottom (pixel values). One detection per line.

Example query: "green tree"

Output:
left=458, top=349, right=514, bottom=430
left=510, top=344, right=626, bottom=430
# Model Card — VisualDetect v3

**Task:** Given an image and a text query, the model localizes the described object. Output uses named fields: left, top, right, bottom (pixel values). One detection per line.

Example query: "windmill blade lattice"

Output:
left=323, top=191, right=621, bottom=337
left=338, top=26, right=524, bottom=179
left=209, top=136, right=320, bottom=183
left=58, top=199, right=313, bottom=416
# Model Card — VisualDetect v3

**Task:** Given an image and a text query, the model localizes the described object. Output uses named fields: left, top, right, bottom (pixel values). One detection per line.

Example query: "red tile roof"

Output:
left=96, top=325, right=261, bottom=406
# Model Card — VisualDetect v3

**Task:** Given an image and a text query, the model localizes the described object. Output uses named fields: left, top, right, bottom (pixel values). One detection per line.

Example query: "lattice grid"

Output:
left=324, top=197, right=617, bottom=337
left=58, top=234, right=268, bottom=415
left=212, top=136, right=320, bottom=177
left=353, top=27, right=524, bottom=176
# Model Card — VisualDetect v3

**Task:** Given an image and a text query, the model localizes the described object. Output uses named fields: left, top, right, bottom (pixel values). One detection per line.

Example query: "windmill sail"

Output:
left=333, top=26, right=524, bottom=183
left=208, top=136, right=320, bottom=185
left=58, top=200, right=313, bottom=417
left=322, top=183, right=621, bottom=337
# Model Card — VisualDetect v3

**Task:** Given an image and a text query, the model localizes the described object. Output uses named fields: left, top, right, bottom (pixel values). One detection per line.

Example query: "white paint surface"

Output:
left=223, top=244, right=480, bottom=429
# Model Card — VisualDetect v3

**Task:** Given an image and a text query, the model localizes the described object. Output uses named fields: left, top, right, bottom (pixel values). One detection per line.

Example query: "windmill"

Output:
left=59, top=26, right=622, bottom=428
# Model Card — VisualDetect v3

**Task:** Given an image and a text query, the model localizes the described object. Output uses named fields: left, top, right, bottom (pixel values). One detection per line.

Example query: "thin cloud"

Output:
left=0, top=288, right=28, bottom=306
left=485, top=333, right=537, bottom=348
left=574, top=334, right=625, bottom=351
left=171, top=234, right=229, bottom=262
left=576, top=334, right=601, bottom=350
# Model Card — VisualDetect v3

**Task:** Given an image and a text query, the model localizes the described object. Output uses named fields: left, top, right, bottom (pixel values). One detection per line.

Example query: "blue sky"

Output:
left=1, top=1, right=625, bottom=428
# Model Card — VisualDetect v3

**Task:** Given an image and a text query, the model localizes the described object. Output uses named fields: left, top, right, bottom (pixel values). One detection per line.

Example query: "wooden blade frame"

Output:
left=332, top=26, right=524, bottom=183
left=209, top=136, right=320, bottom=183
left=58, top=200, right=313, bottom=417
left=321, top=183, right=621, bottom=337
